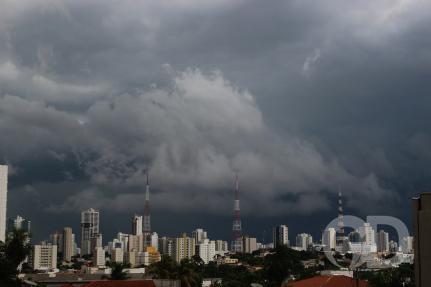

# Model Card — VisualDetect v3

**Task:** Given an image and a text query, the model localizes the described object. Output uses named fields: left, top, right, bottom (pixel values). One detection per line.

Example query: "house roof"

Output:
left=285, top=275, right=368, bottom=287
left=82, top=280, right=156, bottom=287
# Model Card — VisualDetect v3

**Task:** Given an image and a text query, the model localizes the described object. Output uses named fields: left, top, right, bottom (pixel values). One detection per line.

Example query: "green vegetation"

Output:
left=148, top=255, right=202, bottom=287
left=0, top=228, right=31, bottom=286
left=263, top=245, right=305, bottom=287
left=149, top=246, right=313, bottom=287
left=357, top=263, right=415, bottom=287
left=109, top=262, right=129, bottom=280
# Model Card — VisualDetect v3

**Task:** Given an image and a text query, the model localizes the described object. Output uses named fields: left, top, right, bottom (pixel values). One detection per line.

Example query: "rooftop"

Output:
left=81, top=280, right=156, bottom=287
left=285, top=275, right=368, bottom=287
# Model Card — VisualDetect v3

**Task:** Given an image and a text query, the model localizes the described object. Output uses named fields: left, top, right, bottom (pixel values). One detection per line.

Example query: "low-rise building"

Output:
left=30, top=243, right=57, bottom=271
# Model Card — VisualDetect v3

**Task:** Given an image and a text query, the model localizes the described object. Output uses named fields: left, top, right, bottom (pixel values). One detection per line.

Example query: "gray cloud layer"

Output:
left=1, top=0, right=430, bottom=239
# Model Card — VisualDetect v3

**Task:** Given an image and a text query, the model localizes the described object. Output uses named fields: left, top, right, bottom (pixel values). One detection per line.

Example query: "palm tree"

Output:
left=177, top=259, right=202, bottom=287
left=264, top=245, right=304, bottom=287
left=148, top=256, right=201, bottom=287
left=110, top=262, right=128, bottom=280
left=0, top=228, right=31, bottom=286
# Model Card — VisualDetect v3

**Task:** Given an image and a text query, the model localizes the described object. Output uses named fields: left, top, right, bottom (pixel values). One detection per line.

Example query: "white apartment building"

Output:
left=117, top=232, right=129, bottom=249
left=31, top=243, right=57, bottom=271
left=359, top=223, right=376, bottom=245
left=0, top=165, right=8, bottom=243
left=402, top=236, right=414, bottom=254
left=93, top=247, right=106, bottom=267
left=192, top=228, right=208, bottom=243
left=108, top=239, right=125, bottom=254
left=196, top=239, right=216, bottom=264
left=214, top=240, right=229, bottom=256
left=296, top=233, right=313, bottom=251
left=132, top=215, right=143, bottom=235
left=151, top=232, right=159, bottom=251
left=112, top=247, right=124, bottom=263
left=323, top=228, right=336, bottom=250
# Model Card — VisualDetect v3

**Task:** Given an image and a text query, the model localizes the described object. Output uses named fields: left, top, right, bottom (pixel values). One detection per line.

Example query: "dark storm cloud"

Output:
left=1, top=0, right=430, bottom=240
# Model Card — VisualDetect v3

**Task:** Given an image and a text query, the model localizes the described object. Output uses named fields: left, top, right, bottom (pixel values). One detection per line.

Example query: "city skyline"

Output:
left=3, top=164, right=413, bottom=244
left=0, top=1, right=428, bottom=285
left=1, top=0, right=429, bottom=249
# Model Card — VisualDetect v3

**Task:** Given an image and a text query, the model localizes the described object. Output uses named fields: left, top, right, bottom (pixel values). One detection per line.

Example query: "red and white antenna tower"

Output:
left=231, top=172, right=243, bottom=253
left=143, top=170, right=151, bottom=247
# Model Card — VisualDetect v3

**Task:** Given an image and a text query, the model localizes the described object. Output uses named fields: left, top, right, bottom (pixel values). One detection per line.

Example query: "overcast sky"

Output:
left=1, top=0, right=431, bottom=243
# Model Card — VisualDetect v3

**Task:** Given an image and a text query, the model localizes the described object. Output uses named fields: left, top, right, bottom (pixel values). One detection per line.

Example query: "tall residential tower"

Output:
left=0, top=165, right=8, bottom=243
left=273, top=225, right=289, bottom=247
left=81, top=208, right=100, bottom=255
left=231, top=173, right=243, bottom=252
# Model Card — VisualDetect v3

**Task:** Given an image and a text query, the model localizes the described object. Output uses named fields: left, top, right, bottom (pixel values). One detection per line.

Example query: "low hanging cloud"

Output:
left=38, top=68, right=395, bottom=216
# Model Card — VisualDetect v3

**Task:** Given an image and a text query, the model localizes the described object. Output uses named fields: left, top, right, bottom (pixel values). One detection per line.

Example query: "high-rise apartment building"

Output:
left=30, top=243, right=57, bottom=271
left=132, top=215, right=143, bottom=236
left=192, top=228, right=208, bottom=244
left=112, top=247, right=124, bottom=263
left=173, top=234, right=195, bottom=262
left=242, top=236, right=258, bottom=253
left=402, top=236, right=414, bottom=254
left=151, top=232, right=159, bottom=250
left=323, top=228, right=336, bottom=249
left=358, top=223, right=376, bottom=245
left=117, top=232, right=129, bottom=249
left=158, top=237, right=173, bottom=257
left=81, top=208, right=100, bottom=255
left=214, top=240, right=229, bottom=256
left=0, top=165, right=8, bottom=243
left=93, top=247, right=106, bottom=267
left=50, top=231, right=63, bottom=254
left=413, top=193, right=431, bottom=287
left=63, top=227, right=73, bottom=262
left=196, top=239, right=216, bottom=264
left=273, top=225, right=289, bottom=247
left=90, top=233, right=103, bottom=254
left=231, top=174, right=243, bottom=253
left=377, top=230, right=389, bottom=253
left=128, top=234, right=144, bottom=252
left=296, top=233, right=313, bottom=251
